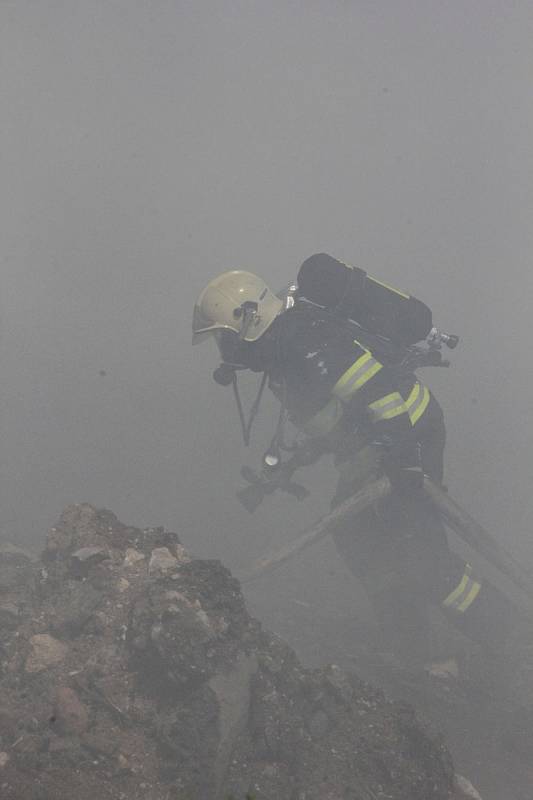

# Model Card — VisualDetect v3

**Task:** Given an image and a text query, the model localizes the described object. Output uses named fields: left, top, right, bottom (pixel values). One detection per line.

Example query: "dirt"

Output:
left=0, top=504, right=460, bottom=800
left=246, top=570, right=533, bottom=800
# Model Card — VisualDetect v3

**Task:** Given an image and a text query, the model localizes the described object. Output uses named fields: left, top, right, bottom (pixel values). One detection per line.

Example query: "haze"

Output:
left=2, top=0, right=532, bottom=597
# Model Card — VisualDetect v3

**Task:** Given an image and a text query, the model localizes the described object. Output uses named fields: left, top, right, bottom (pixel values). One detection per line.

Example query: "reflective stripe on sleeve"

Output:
left=405, top=381, right=431, bottom=425
left=333, top=350, right=383, bottom=401
left=367, top=392, right=408, bottom=423
left=442, top=564, right=482, bottom=614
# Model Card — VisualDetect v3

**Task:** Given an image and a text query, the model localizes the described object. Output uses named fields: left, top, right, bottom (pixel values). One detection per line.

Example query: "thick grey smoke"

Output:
left=1, top=0, right=532, bottom=583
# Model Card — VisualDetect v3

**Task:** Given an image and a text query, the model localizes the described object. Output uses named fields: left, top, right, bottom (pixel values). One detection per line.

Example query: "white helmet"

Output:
left=192, top=270, right=283, bottom=345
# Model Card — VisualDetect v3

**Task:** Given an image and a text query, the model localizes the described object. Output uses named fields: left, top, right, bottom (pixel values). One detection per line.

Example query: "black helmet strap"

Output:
left=230, top=369, right=268, bottom=446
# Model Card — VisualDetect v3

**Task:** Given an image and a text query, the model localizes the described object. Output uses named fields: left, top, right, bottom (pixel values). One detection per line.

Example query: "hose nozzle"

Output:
left=428, top=327, right=460, bottom=349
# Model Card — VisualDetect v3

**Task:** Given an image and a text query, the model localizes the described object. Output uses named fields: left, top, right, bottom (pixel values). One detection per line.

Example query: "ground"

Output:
left=0, top=505, right=461, bottom=800
left=243, top=543, right=533, bottom=800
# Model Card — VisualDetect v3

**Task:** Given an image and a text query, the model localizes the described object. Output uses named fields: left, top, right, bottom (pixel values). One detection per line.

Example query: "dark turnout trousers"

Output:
left=332, top=471, right=511, bottom=670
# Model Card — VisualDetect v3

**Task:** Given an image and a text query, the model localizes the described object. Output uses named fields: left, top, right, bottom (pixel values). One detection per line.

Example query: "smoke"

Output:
left=1, top=0, right=532, bottom=573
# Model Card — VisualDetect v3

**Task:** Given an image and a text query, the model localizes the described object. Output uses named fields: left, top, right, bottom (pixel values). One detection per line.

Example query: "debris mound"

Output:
left=0, top=504, right=457, bottom=799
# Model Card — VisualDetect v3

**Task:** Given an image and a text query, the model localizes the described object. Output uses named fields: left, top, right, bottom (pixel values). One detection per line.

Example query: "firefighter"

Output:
left=192, top=268, right=510, bottom=674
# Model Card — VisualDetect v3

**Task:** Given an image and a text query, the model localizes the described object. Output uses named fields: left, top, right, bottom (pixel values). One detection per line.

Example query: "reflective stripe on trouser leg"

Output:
left=442, top=563, right=482, bottom=613
left=333, top=351, right=383, bottom=401
left=405, top=381, right=431, bottom=425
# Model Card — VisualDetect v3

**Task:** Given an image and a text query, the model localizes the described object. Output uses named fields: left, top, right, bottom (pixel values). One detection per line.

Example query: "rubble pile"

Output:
left=0, top=504, right=458, bottom=799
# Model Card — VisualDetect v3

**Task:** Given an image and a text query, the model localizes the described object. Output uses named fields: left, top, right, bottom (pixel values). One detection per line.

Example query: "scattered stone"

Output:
left=25, top=634, right=68, bottom=673
left=174, top=544, right=191, bottom=565
left=70, top=547, right=109, bottom=575
left=117, top=578, right=130, bottom=593
left=0, top=752, right=9, bottom=769
left=117, top=753, right=130, bottom=771
left=427, top=658, right=460, bottom=681
left=71, top=546, right=108, bottom=563
left=54, top=688, right=89, bottom=735
left=148, top=547, right=178, bottom=575
left=123, top=548, right=145, bottom=567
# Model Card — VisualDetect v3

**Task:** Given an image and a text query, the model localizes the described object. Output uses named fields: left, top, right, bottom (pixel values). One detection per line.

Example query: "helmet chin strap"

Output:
left=212, top=362, right=267, bottom=446
left=211, top=299, right=265, bottom=446
left=231, top=369, right=268, bottom=446
left=213, top=299, right=277, bottom=446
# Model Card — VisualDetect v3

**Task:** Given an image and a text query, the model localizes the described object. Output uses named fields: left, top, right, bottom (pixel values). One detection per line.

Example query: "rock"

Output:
left=123, top=548, right=145, bottom=567
left=71, top=546, right=107, bottom=562
left=48, top=582, right=103, bottom=636
left=454, top=774, right=483, bottom=799
left=174, top=544, right=191, bottom=564
left=148, top=547, right=178, bottom=575
left=53, top=688, right=89, bottom=735
left=0, top=751, right=9, bottom=768
left=2, top=505, right=460, bottom=800
left=117, top=753, right=130, bottom=771
left=427, top=658, right=460, bottom=681
left=45, top=503, right=98, bottom=555
left=25, top=634, right=68, bottom=673
left=70, top=547, right=109, bottom=576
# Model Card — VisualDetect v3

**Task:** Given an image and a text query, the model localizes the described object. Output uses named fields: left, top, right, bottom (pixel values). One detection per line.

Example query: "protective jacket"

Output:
left=247, top=300, right=434, bottom=487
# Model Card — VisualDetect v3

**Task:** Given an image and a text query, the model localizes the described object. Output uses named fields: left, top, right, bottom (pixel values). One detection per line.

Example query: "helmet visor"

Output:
left=191, top=303, right=235, bottom=345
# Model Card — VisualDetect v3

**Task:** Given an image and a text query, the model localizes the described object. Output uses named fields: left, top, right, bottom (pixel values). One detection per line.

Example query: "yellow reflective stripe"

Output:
left=443, top=564, right=482, bottom=613
left=367, top=275, right=410, bottom=299
left=369, top=392, right=399, bottom=409
left=405, top=382, right=420, bottom=408
left=335, top=351, right=372, bottom=387
left=443, top=572, right=470, bottom=608
left=405, top=381, right=430, bottom=425
left=379, top=405, right=408, bottom=421
left=410, top=385, right=430, bottom=424
left=301, top=397, right=343, bottom=437
left=333, top=352, right=383, bottom=401
left=457, top=581, right=481, bottom=612
left=368, top=392, right=408, bottom=422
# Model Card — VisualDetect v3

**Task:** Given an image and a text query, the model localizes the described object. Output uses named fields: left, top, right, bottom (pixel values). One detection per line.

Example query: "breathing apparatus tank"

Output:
left=297, top=253, right=433, bottom=346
